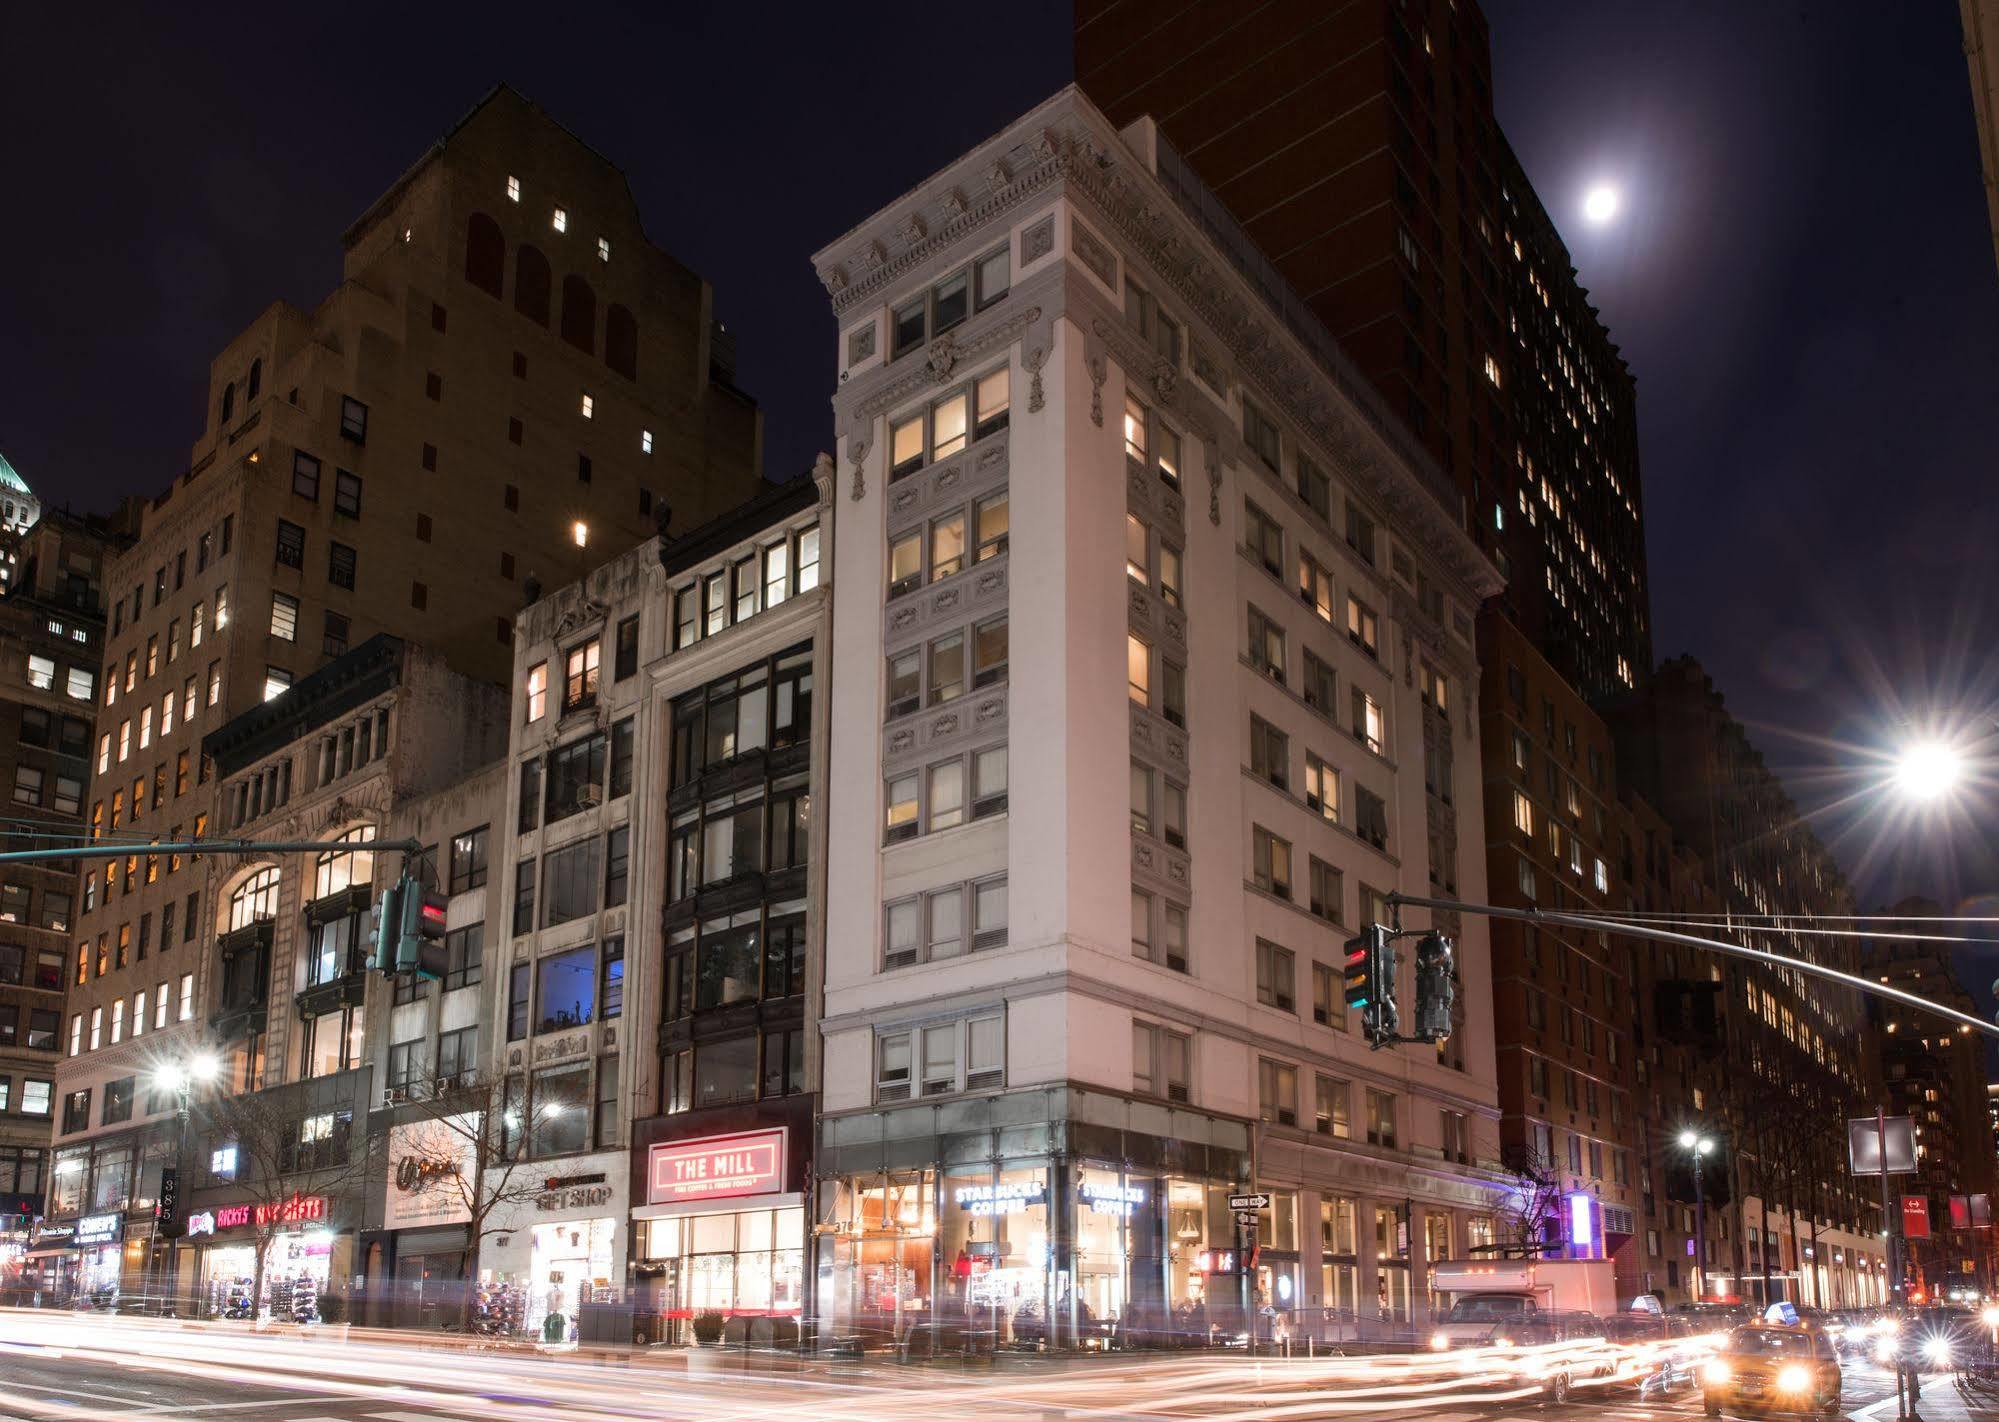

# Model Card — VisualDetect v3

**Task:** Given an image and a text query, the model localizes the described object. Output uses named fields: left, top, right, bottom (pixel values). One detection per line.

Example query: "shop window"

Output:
left=530, top=1064, right=591, bottom=1157
left=693, top=1035, right=759, bottom=1110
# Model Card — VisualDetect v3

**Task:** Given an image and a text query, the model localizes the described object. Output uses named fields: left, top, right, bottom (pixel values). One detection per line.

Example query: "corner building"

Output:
left=811, top=87, right=1507, bottom=1349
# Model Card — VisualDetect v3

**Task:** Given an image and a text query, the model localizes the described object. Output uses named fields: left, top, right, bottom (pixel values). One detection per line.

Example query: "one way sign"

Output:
left=1228, top=1193, right=1271, bottom=1211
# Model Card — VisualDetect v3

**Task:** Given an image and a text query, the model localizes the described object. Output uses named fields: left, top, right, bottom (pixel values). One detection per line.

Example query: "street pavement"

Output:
left=0, top=1311, right=1907, bottom=1422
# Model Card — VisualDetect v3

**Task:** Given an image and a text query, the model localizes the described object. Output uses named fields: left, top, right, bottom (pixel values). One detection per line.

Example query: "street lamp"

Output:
left=150, top=1052, right=219, bottom=1309
left=1893, top=740, right=1964, bottom=802
left=1679, top=1130, right=1716, bottom=1305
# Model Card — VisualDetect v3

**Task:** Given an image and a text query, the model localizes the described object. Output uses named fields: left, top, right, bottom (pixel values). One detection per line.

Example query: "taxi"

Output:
left=1701, top=1308, right=1842, bottom=1418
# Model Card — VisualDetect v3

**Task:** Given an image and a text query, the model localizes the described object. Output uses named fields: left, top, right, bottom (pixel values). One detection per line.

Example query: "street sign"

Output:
left=1235, top=1210, right=1259, bottom=1225
left=1847, top=1116, right=1917, bottom=1175
left=1228, top=1193, right=1271, bottom=1211
left=1903, top=1197, right=1932, bottom=1239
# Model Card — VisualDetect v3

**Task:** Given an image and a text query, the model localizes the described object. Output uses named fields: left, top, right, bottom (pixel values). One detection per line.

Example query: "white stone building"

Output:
left=810, top=87, right=1508, bottom=1347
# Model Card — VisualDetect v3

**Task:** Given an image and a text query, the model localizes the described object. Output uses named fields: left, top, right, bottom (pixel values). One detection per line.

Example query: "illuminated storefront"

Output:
left=815, top=1087, right=1253, bottom=1348
left=629, top=1113, right=813, bottom=1343
left=478, top=1148, right=628, bottom=1342
left=187, top=1193, right=348, bottom=1322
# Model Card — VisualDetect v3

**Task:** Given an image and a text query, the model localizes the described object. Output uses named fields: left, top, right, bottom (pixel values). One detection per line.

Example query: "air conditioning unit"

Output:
left=1166, top=1083, right=1189, bottom=1104
left=381, top=1086, right=408, bottom=1108
left=887, top=693, right=919, bottom=720
left=878, top=1081, right=911, bottom=1103
left=971, top=928, right=1006, bottom=952
left=577, top=783, right=604, bottom=808
left=966, top=1068, right=1003, bottom=1090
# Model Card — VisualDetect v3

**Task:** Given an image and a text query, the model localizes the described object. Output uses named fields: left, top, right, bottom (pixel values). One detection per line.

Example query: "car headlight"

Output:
left=1984, top=1308, right=1999, bottom=1329
left=1924, top=1337, right=1952, bottom=1366
left=1876, top=1338, right=1898, bottom=1362
left=1429, top=1331, right=1449, bottom=1351
left=1777, top=1365, right=1812, bottom=1393
left=1876, top=1317, right=1902, bottom=1336
left=1704, top=1360, right=1732, bottom=1385
left=1491, top=1335, right=1512, bottom=1347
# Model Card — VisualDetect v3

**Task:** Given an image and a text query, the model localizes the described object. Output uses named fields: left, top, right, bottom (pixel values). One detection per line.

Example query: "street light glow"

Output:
left=1894, top=740, right=1963, bottom=801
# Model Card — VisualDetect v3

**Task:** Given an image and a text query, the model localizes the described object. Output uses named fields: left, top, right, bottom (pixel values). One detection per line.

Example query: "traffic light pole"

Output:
left=1385, top=893, right=1999, bottom=1041
left=0, top=835, right=424, bottom=867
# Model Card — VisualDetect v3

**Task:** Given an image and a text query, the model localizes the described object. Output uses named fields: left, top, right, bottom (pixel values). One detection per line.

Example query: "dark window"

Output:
left=605, top=303, right=638, bottom=379
left=609, top=717, right=635, bottom=798
left=431, top=303, right=447, bottom=332
left=465, top=212, right=505, bottom=298
left=420, top=443, right=437, bottom=472
left=614, top=616, right=639, bottom=680
left=535, top=945, right=596, bottom=1033
left=328, top=542, right=356, bottom=590
left=530, top=1064, right=590, bottom=1157
left=339, top=397, right=367, bottom=444
left=560, top=274, right=596, bottom=353
left=411, top=581, right=427, bottom=611
left=545, top=733, right=608, bottom=824
left=577, top=453, right=592, bottom=484
left=507, top=962, right=530, bottom=1041
left=247, top=358, right=262, bottom=399
left=220, top=382, right=235, bottom=423
left=62, top=1089, right=90, bottom=1134
left=518, top=759, right=542, bottom=832
left=276, top=520, right=306, bottom=569
left=500, top=551, right=515, bottom=580
left=512, top=861, right=535, bottom=937
left=508, top=418, right=523, bottom=446
left=504, top=483, right=520, bottom=511
left=541, top=837, right=601, bottom=928
left=449, top=826, right=490, bottom=893
left=292, top=452, right=320, bottom=501
left=424, top=371, right=442, bottom=401
left=416, top=513, right=432, bottom=542
left=102, top=1077, right=135, bottom=1125
left=322, top=611, right=350, bottom=657
left=512, top=351, right=527, bottom=379
left=514, top=244, right=552, bottom=325
left=444, top=923, right=483, bottom=993
left=333, top=470, right=362, bottom=518
left=604, top=826, right=629, bottom=908
left=27, top=1009, right=59, bottom=1050
left=600, top=938, right=624, bottom=1019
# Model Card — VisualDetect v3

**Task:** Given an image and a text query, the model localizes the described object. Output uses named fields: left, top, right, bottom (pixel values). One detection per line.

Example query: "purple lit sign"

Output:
left=1567, top=1192, right=1594, bottom=1249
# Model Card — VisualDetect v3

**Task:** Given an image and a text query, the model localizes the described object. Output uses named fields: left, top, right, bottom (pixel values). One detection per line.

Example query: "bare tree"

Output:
left=385, top=1065, right=570, bottom=1333
left=195, top=1083, right=382, bottom=1325
left=1495, top=1142, right=1566, bottom=1258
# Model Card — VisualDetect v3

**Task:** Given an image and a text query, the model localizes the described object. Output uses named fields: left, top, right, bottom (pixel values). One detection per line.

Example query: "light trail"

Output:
left=0, top=1309, right=1725, bottom=1422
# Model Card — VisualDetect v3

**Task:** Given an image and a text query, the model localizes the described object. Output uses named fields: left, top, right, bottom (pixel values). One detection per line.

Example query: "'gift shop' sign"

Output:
left=647, top=1129, right=786, bottom=1205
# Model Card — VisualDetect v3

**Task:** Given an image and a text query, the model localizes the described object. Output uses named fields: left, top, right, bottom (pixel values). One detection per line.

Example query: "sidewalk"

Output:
left=1854, top=1374, right=1999, bottom=1422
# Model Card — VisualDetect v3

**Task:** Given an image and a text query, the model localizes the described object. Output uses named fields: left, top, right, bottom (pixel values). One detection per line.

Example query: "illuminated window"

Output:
left=525, top=662, right=548, bottom=721
left=641, top=430, right=653, bottom=455
left=506, top=175, right=521, bottom=202
left=597, top=237, right=610, bottom=263
left=580, top=393, right=594, bottom=419
left=552, top=207, right=568, bottom=233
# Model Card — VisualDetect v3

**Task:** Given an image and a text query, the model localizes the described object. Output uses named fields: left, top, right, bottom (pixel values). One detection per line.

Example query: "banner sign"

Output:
left=647, top=1129, right=786, bottom=1206
left=385, top=1115, right=478, bottom=1228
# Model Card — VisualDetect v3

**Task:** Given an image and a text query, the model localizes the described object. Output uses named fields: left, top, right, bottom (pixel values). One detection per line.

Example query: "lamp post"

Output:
left=150, top=1053, right=219, bottom=1311
left=1679, top=1130, right=1715, bottom=1305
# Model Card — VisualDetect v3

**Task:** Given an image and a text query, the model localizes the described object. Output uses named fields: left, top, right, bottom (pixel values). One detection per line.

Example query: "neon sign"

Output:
left=647, top=1129, right=786, bottom=1205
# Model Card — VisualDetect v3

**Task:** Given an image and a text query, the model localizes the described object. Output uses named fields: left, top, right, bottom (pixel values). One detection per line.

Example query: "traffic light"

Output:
left=1342, top=926, right=1385, bottom=1013
left=1368, top=939, right=1401, bottom=1046
left=372, top=875, right=405, bottom=976
left=1414, top=931, right=1457, bottom=1042
left=393, top=875, right=450, bottom=980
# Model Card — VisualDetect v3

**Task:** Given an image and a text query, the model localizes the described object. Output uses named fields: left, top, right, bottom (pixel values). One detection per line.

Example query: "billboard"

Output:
left=1847, top=1116, right=1917, bottom=1175
left=384, top=1113, right=479, bottom=1228
left=1903, top=1196, right=1932, bottom=1240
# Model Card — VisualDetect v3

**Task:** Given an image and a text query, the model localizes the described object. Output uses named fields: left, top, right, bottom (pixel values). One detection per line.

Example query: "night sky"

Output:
left=4, top=4, right=1995, bottom=915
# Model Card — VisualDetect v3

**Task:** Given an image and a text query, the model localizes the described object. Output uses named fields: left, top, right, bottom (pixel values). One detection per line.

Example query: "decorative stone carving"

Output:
left=939, top=187, right=966, bottom=219
left=1023, top=216, right=1054, bottom=264
left=1166, top=856, right=1189, bottom=886
left=1088, top=355, right=1106, bottom=427
left=847, top=438, right=870, bottom=503
left=932, top=585, right=961, bottom=614
left=817, top=265, right=847, bottom=294
left=973, top=567, right=1005, bottom=597
left=1150, top=360, right=1177, bottom=405
left=931, top=711, right=960, bottom=738
left=846, top=322, right=876, bottom=366
left=1024, top=347, right=1046, bottom=413
left=888, top=728, right=916, bottom=755
left=986, top=158, right=1011, bottom=191
left=889, top=604, right=919, bottom=633
left=890, top=486, right=920, bottom=515
left=935, top=462, right=963, bottom=493
left=811, top=452, right=836, bottom=506
left=1071, top=219, right=1117, bottom=288
left=1205, top=436, right=1222, bottom=525
left=903, top=213, right=927, bottom=244
left=1134, top=841, right=1155, bottom=872
left=974, top=695, right=1005, bottom=725
left=976, top=444, right=1005, bottom=472
left=862, top=239, right=887, bottom=270
left=1033, top=128, right=1060, bottom=161
left=927, top=333, right=959, bottom=383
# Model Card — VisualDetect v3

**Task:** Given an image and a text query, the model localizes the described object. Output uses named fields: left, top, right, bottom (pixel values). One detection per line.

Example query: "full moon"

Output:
left=1582, top=184, right=1620, bottom=224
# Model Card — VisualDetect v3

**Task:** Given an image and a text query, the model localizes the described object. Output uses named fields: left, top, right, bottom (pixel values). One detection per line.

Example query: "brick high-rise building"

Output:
left=42, top=85, right=763, bottom=1302
left=0, top=473, right=135, bottom=1288
left=1076, top=0, right=1649, bottom=697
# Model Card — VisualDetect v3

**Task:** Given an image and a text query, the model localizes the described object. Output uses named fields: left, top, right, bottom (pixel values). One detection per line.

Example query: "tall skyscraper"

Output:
left=810, top=84, right=1504, bottom=1343
left=41, top=86, right=763, bottom=1301
left=1077, top=0, right=1648, bottom=696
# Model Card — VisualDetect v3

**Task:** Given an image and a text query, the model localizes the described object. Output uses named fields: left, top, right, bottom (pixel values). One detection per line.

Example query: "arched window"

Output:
left=220, top=381, right=236, bottom=424
left=465, top=212, right=505, bottom=298
left=604, top=303, right=638, bottom=380
left=314, top=824, right=377, bottom=901
left=246, top=357, right=262, bottom=400
left=515, top=245, right=552, bottom=326
left=228, top=866, right=282, bottom=931
left=561, top=274, right=596, bottom=354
